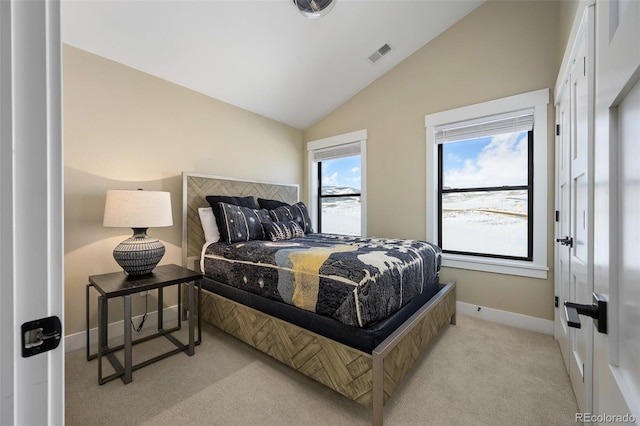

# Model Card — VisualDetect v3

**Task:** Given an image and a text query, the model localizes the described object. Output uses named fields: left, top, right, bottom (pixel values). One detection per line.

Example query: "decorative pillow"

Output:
left=269, top=202, right=314, bottom=234
left=263, top=221, right=305, bottom=241
left=206, top=195, right=258, bottom=243
left=218, top=202, right=271, bottom=244
left=258, top=198, right=289, bottom=210
left=198, top=207, right=220, bottom=243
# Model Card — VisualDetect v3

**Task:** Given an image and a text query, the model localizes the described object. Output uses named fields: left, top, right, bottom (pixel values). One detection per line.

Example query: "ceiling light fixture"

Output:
left=293, top=0, right=336, bottom=19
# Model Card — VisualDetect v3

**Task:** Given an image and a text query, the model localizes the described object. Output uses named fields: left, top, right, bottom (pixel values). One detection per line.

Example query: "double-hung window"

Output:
left=308, top=130, right=367, bottom=236
left=426, top=89, right=549, bottom=278
left=438, top=111, right=534, bottom=260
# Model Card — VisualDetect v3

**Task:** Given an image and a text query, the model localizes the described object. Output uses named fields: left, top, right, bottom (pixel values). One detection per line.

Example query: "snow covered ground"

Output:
left=319, top=187, right=529, bottom=257
left=442, top=190, right=528, bottom=257
left=320, top=194, right=361, bottom=235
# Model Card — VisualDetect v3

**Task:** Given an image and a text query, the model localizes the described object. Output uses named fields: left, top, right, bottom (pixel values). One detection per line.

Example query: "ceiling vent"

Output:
left=368, top=43, right=392, bottom=64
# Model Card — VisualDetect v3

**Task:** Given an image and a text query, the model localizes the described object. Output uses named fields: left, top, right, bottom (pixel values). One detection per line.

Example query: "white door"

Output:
left=554, top=6, right=594, bottom=415
left=569, top=31, right=594, bottom=414
left=593, top=0, right=639, bottom=420
left=556, top=74, right=571, bottom=374
left=0, top=1, right=64, bottom=425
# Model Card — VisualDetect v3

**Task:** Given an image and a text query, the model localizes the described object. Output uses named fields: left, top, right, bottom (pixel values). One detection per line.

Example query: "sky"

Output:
left=319, top=130, right=527, bottom=191
left=443, top=130, right=528, bottom=189
left=321, top=155, right=361, bottom=190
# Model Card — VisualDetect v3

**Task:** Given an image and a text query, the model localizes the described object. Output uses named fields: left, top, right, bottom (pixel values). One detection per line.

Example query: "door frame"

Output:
left=593, top=0, right=640, bottom=419
left=0, top=1, right=64, bottom=424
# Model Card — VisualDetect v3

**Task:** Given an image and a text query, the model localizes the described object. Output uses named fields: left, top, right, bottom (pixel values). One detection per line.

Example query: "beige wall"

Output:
left=304, top=1, right=565, bottom=321
left=64, top=45, right=303, bottom=336
left=558, top=0, right=580, bottom=65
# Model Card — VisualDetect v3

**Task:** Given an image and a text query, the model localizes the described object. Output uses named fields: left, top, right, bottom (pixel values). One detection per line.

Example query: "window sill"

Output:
left=441, top=253, right=548, bottom=279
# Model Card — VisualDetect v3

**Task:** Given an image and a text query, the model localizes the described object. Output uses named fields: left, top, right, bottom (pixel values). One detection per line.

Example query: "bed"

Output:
left=181, top=172, right=456, bottom=426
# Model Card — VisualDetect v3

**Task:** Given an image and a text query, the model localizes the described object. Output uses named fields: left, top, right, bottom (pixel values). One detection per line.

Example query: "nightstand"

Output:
left=86, top=264, right=202, bottom=384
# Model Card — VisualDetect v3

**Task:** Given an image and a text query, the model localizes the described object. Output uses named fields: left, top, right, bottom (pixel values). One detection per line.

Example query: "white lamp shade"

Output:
left=103, top=190, right=173, bottom=228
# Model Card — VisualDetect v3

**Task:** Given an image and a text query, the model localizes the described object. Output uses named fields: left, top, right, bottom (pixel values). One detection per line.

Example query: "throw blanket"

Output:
left=202, top=234, right=441, bottom=327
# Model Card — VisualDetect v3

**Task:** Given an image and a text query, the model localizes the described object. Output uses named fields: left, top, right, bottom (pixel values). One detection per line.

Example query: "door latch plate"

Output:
left=21, top=316, right=62, bottom=357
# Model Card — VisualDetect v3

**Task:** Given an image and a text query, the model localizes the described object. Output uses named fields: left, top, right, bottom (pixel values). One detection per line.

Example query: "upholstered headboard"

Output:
left=181, top=172, right=299, bottom=270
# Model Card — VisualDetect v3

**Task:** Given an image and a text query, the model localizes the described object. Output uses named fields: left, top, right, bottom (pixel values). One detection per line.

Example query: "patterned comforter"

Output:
left=201, top=234, right=441, bottom=327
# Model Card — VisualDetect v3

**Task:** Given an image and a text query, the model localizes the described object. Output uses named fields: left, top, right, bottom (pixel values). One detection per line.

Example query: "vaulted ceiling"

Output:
left=62, top=0, right=483, bottom=130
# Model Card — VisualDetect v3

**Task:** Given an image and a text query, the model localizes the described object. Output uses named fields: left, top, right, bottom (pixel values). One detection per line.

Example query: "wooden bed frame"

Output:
left=181, top=172, right=456, bottom=426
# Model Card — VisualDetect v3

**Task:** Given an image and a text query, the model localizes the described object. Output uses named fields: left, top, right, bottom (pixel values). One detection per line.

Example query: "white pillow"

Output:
left=198, top=207, right=220, bottom=243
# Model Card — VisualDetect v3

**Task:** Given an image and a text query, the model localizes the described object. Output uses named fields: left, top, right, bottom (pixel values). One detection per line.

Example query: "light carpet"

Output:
left=65, top=315, right=579, bottom=425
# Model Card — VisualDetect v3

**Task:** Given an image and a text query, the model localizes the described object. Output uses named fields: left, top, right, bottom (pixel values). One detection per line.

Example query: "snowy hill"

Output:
left=320, top=186, right=361, bottom=235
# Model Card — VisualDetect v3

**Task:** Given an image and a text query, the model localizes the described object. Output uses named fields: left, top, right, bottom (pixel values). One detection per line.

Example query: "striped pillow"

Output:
left=263, top=221, right=305, bottom=241
left=269, top=202, right=314, bottom=234
left=218, top=202, right=271, bottom=244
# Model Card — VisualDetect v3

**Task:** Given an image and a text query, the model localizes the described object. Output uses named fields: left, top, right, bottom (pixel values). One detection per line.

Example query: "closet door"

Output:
left=554, top=5, right=594, bottom=415
left=555, top=75, right=571, bottom=374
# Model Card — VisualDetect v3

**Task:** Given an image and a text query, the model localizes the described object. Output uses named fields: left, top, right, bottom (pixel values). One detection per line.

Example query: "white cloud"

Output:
left=322, top=172, right=338, bottom=186
left=446, top=153, right=463, bottom=164
left=350, top=167, right=360, bottom=173
left=444, top=132, right=528, bottom=188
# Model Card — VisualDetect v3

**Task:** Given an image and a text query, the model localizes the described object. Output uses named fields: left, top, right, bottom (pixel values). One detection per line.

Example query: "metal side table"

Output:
left=86, top=264, right=202, bottom=384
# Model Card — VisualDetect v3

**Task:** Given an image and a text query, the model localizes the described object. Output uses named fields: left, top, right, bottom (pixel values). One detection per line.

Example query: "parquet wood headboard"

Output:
left=181, top=172, right=299, bottom=269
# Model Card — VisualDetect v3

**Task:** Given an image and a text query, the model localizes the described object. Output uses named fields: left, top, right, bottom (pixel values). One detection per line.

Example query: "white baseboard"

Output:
left=67, top=302, right=552, bottom=352
left=65, top=305, right=180, bottom=353
left=457, top=301, right=554, bottom=335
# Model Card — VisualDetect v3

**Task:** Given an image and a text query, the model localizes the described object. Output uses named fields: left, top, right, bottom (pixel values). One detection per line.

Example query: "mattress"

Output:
left=201, top=274, right=442, bottom=353
left=201, top=233, right=441, bottom=328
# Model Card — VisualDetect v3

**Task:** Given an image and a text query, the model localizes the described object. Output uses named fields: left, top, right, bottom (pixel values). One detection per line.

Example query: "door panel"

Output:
left=556, top=78, right=571, bottom=373
left=555, top=7, right=593, bottom=415
left=617, top=77, right=640, bottom=411
left=593, top=0, right=639, bottom=419
left=0, top=1, right=64, bottom=424
left=569, top=26, right=594, bottom=418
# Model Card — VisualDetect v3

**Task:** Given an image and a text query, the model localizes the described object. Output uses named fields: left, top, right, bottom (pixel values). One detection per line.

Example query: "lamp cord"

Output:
left=131, top=292, right=148, bottom=332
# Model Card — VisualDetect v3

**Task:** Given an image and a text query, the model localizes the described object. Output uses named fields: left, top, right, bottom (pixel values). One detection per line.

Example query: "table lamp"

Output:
left=103, top=189, right=173, bottom=275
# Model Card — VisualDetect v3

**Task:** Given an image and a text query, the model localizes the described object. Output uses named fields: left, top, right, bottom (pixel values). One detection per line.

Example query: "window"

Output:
left=308, top=130, right=367, bottom=236
left=426, top=89, right=549, bottom=279
left=438, top=114, right=533, bottom=260
left=318, top=155, right=361, bottom=235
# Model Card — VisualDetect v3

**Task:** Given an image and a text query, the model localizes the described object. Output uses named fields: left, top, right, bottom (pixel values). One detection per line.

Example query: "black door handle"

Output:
left=556, top=236, right=573, bottom=247
left=564, top=293, right=607, bottom=334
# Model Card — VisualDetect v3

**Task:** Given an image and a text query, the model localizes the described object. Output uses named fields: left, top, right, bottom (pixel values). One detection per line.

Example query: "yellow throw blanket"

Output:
left=287, top=245, right=358, bottom=311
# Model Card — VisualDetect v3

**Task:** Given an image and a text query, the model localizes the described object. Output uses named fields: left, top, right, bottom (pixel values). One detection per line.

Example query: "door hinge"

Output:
left=556, top=124, right=560, bottom=136
left=555, top=210, right=560, bottom=222
left=555, top=296, right=559, bottom=308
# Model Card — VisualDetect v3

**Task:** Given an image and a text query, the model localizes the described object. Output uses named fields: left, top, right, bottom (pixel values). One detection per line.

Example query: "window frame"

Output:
left=307, top=129, right=367, bottom=236
left=425, top=89, right=549, bottom=279
left=437, top=129, right=534, bottom=261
